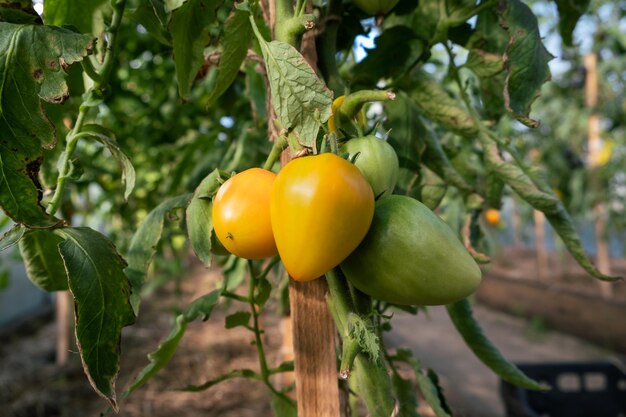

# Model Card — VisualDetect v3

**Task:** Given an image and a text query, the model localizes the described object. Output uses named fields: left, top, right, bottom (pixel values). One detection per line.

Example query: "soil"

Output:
left=1, top=264, right=282, bottom=417
left=2, top=247, right=625, bottom=417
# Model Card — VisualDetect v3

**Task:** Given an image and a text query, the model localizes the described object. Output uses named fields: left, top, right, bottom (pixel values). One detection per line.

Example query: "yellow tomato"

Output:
left=212, top=168, right=278, bottom=259
left=271, top=153, right=375, bottom=281
left=484, top=208, right=501, bottom=226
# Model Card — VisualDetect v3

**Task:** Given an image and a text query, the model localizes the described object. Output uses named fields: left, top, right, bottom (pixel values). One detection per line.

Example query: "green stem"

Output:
left=46, top=0, right=127, bottom=216
left=247, top=261, right=270, bottom=379
left=263, top=135, right=288, bottom=170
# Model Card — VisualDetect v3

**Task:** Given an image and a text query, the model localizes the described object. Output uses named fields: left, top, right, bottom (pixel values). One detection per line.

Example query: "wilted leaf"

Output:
left=0, top=23, right=93, bottom=227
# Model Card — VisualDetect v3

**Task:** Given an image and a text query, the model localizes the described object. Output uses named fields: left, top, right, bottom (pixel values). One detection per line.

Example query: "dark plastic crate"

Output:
left=500, top=361, right=626, bottom=417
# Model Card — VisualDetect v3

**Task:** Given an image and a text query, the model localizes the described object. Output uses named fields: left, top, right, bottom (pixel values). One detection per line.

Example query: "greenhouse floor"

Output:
left=388, top=303, right=621, bottom=417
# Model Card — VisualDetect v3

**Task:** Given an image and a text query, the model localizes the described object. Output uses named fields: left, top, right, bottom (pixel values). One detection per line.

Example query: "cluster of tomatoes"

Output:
left=211, top=132, right=481, bottom=306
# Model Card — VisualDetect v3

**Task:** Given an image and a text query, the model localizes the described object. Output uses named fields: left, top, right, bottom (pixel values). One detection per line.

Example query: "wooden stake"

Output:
left=288, top=279, right=340, bottom=417
left=585, top=53, right=613, bottom=298
left=56, top=291, right=72, bottom=365
left=533, top=209, right=549, bottom=280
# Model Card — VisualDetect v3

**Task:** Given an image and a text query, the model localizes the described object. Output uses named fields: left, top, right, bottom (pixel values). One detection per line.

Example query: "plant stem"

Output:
left=317, top=0, right=345, bottom=96
left=263, top=135, right=288, bottom=170
left=46, top=0, right=128, bottom=216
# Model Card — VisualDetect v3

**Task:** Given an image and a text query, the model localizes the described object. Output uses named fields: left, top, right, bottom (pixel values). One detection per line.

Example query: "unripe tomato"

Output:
left=212, top=168, right=278, bottom=259
left=341, top=136, right=399, bottom=197
left=341, top=195, right=481, bottom=305
left=484, top=208, right=501, bottom=226
left=271, top=153, right=375, bottom=282
left=352, top=0, right=399, bottom=16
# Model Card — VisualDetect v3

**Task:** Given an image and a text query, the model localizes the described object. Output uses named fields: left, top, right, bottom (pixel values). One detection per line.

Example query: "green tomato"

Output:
left=352, top=0, right=399, bottom=15
left=340, top=195, right=481, bottom=306
left=342, top=136, right=399, bottom=198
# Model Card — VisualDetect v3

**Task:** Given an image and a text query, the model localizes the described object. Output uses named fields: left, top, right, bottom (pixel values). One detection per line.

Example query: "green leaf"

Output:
left=224, top=311, right=251, bottom=329
left=407, top=71, right=477, bottom=137
left=79, top=124, right=136, bottom=200
left=352, top=26, right=424, bottom=86
left=391, top=372, right=419, bottom=417
left=479, top=132, right=621, bottom=282
left=392, top=349, right=453, bottom=417
left=0, top=23, right=93, bottom=227
left=254, top=276, right=272, bottom=307
left=186, top=169, right=224, bottom=266
left=205, top=8, right=252, bottom=104
left=128, top=0, right=172, bottom=46
left=0, top=1, right=41, bottom=24
left=271, top=392, right=297, bottom=417
left=169, top=0, right=220, bottom=99
left=0, top=224, right=24, bottom=251
left=446, top=298, right=549, bottom=391
left=256, top=36, right=332, bottom=150
left=384, top=92, right=427, bottom=170
left=126, top=194, right=192, bottom=313
left=123, top=289, right=221, bottom=398
left=419, top=167, right=447, bottom=210
left=55, top=227, right=136, bottom=411
left=499, top=0, right=553, bottom=128
left=19, top=229, right=68, bottom=291
left=553, top=0, right=590, bottom=47
left=43, top=0, right=108, bottom=34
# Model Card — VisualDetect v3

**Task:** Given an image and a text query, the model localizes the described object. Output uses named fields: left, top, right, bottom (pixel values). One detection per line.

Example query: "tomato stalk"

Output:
left=262, top=134, right=288, bottom=170
left=46, top=0, right=128, bottom=216
left=325, top=268, right=396, bottom=417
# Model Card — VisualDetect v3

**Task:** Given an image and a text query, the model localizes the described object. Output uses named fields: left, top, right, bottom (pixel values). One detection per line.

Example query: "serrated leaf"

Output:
left=186, top=169, right=224, bottom=266
left=79, top=124, right=136, bottom=200
left=0, top=23, right=93, bottom=227
left=271, top=392, right=297, bottom=417
left=0, top=224, right=24, bottom=251
left=225, top=311, right=251, bottom=329
left=170, top=0, right=220, bottom=99
left=123, top=289, right=221, bottom=399
left=205, top=8, right=252, bottom=104
left=126, top=194, right=192, bottom=314
left=479, top=132, right=621, bottom=282
left=408, top=71, right=477, bottom=137
left=553, top=0, right=590, bottom=47
left=56, top=227, right=136, bottom=411
left=500, top=0, right=553, bottom=128
left=446, top=298, right=548, bottom=391
left=257, top=38, right=332, bottom=149
left=19, top=229, right=68, bottom=291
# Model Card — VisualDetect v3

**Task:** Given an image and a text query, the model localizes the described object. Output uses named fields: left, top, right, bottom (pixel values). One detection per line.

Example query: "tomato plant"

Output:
left=212, top=168, right=278, bottom=259
left=0, top=0, right=622, bottom=416
left=341, top=135, right=399, bottom=197
left=271, top=153, right=374, bottom=281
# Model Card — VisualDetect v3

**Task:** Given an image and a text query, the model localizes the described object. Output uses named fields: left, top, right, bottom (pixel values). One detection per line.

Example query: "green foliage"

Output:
left=19, top=229, right=68, bottom=291
left=56, top=227, right=136, bottom=410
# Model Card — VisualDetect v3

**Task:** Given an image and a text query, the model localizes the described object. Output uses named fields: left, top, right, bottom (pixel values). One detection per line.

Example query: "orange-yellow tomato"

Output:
left=484, top=208, right=501, bottom=226
left=212, top=168, right=278, bottom=259
left=271, top=153, right=375, bottom=282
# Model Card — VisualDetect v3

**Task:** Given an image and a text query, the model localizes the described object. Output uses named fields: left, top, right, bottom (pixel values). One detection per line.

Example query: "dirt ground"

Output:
left=1, top=248, right=625, bottom=417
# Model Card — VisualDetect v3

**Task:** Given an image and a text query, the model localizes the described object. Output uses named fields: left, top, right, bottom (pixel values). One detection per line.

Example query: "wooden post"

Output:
left=533, top=209, right=549, bottom=280
left=289, top=279, right=340, bottom=417
left=56, top=291, right=72, bottom=365
left=584, top=53, right=613, bottom=298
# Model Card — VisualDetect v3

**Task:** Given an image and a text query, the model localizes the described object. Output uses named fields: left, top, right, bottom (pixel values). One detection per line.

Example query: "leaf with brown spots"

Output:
left=0, top=23, right=94, bottom=227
